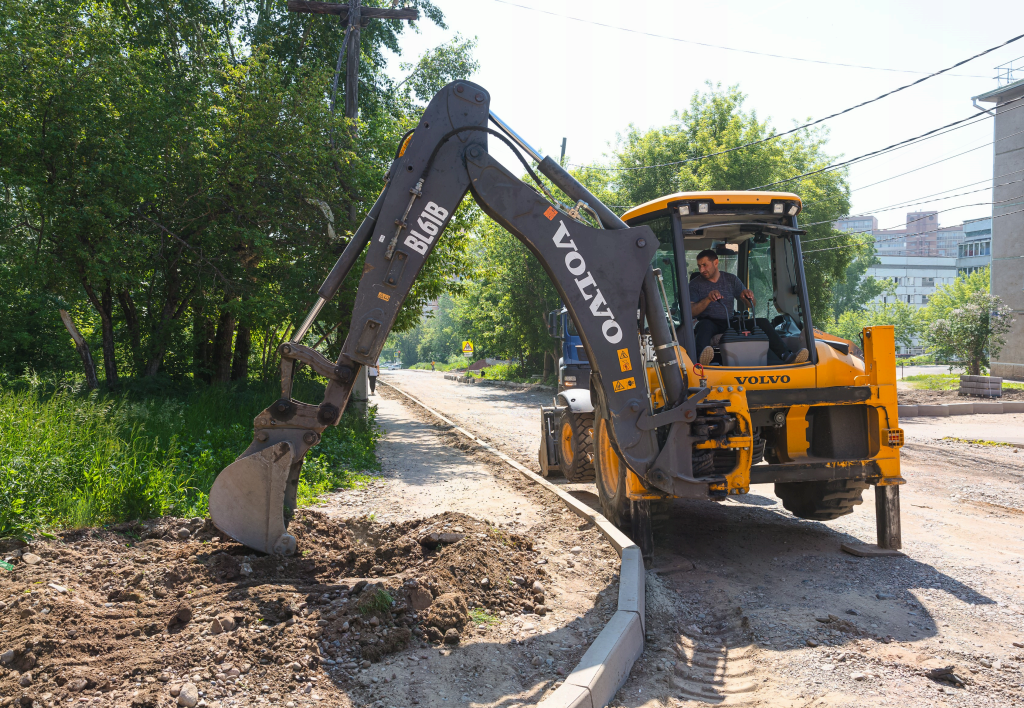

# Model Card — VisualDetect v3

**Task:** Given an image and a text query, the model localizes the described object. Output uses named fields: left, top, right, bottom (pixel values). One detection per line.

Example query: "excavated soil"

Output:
left=0, top=510, right=551, bottom=708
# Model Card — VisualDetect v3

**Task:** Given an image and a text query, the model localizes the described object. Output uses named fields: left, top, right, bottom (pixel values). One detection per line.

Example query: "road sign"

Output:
left=462, top=340, right=474, bottom=355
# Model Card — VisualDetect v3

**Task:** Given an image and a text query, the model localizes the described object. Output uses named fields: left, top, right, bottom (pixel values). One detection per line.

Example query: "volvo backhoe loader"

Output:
left=209, top=81, right=905, bottom=558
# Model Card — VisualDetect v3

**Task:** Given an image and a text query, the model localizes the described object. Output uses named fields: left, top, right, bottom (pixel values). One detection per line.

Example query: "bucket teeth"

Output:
left=209, top=441, right=298, bottom=555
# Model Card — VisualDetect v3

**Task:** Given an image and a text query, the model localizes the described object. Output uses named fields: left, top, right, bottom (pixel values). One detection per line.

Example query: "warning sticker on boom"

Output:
left=612, top=377, right=636, bottom=392
left=616, top=348, right=632, bottom=372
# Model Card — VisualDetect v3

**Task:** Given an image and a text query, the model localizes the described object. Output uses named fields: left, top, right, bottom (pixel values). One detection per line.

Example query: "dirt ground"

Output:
left=896, top=388, right=1024, bottom=404
left=383, top=370, right=1024, bottom=708
left=0, top=384, right=625, bottom=708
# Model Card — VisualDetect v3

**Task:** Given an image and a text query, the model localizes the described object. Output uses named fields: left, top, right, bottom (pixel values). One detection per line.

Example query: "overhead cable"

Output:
left=749, top=95, right=1024, bottom=190
left=801, top=204, right=1024, bottom=255
left=488, top=0, right=990, bottom=78
left=564, top=32, right=1024, bottom=173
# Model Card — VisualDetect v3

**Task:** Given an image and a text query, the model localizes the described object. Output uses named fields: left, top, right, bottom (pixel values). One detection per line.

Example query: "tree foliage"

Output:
left=0, top=0, right=475, bottom=384
left=920, top=269, right=1012, bottom=375
left=831, top=242, right=890, bottom=320
left=599, top=83, right=854, bottom=326
left=832, top=300, right=919, bottom=352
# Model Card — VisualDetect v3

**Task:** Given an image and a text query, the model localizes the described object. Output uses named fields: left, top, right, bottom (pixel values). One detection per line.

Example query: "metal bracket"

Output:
left=636, top=387, right=710, bottom=430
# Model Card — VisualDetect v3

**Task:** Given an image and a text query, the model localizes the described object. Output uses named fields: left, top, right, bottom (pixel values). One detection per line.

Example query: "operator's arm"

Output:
left=691, top=293, right=719, bottom=317
left=689, top=280, right=722, bottom=317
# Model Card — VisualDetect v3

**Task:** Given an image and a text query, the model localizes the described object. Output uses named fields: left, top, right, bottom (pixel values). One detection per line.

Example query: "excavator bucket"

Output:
left=208, top=442, right=298, bottom=555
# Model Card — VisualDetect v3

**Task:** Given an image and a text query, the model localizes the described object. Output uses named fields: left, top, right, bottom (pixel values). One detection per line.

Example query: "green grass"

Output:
left=360, top=587, right=394, bottom=614
left=903, top=374, right=1024, bottom=391
left=409, top=361, right=465, bottom=372
left=469, top=608, right=499, bottom=625
left=941, top=436, right=1018, bottom=448
left=0, top=376, right=382, bottom=539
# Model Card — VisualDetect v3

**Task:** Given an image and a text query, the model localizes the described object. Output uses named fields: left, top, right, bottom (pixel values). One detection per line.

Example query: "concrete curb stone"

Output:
left=899, top=400, right=1024, bottom=417
left=557, top=611, right=644, bottom=708
left=946, top=402, right=974, bottom=416
left=379, top=380, right=645, bottom=708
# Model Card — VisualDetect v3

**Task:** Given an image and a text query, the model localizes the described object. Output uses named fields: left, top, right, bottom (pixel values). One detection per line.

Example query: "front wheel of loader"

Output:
left=557, top=409, right=596, bottom=483
left=594, top=415, right=631, bottom=528
left=774, top=479, right=870, bottom=521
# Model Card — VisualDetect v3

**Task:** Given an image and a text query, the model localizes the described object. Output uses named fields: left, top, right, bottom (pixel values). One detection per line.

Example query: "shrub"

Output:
left=0, top=377, right=381, bottom=538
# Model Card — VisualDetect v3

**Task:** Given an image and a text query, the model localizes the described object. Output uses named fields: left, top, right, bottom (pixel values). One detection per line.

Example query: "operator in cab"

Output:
left=689, top=249, right=809, bottom=367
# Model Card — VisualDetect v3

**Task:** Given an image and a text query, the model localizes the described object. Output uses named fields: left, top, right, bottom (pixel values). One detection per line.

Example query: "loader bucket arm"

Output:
left=210, top=81, right=688, bottom=553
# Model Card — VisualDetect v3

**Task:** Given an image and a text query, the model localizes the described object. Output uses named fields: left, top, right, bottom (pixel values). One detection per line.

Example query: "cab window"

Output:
left=646, top=216, right=682, bottom=327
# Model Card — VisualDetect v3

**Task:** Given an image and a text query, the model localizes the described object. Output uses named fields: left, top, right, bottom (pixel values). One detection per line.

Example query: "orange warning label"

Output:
left=617, top=348, right=632, bottom=372
left=612, top=377, right=636, bottom=392
left=377, top=291, right=391, bottom=301
left=544, top=206, right=558, bottom=220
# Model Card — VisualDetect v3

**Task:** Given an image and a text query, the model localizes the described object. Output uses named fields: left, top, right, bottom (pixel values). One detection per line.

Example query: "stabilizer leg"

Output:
left=875, top=484, right=902, bottom=550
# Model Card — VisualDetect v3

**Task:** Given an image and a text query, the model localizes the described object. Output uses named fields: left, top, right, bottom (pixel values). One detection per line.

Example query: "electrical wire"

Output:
left=568, top=33, right=1024, bottom=173
left=846, top=165, right=1024, bottom=212
left=488, top=0, right=990, bottom=78
left=801, top=206, right=1024, bottom=255
left=750, top=95, right=1024, bottom=191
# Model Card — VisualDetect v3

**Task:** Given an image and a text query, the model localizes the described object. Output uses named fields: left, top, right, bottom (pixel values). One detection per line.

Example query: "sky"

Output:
left=381, top=0, right=1024, bottom=231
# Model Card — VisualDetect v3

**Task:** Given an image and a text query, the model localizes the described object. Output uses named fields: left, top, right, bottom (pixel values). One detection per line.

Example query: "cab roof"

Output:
left=621, top=191, right=803, bottom=223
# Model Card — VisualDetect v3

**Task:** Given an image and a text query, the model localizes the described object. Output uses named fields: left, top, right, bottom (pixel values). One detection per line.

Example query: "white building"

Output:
left=866, top=255, right=958, bottom=355
left=957, top=217, right=992, bottom=276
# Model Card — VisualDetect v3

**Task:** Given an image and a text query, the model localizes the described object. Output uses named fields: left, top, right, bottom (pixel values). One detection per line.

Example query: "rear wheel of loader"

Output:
left=774, top=479, right=870, bottom=521
left=594, top=416, right=631, bottom=528
left=558, top=410, right=595, bottom=483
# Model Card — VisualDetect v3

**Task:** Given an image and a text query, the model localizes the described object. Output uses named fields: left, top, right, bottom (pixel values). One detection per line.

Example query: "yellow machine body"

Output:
left=619, top=191, right=903, bottom=502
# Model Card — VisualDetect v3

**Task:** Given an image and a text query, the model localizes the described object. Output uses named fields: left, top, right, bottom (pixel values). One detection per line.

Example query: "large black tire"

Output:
left=557, top=409, right=595, bottom=482
left=594, top=415, right=631, bottom=528
left=775, top=479, right=870, bottom=521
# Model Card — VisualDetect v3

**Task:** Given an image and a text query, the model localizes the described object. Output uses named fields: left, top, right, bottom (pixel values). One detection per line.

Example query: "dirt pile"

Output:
left=0, top=510, right=551, bottom=707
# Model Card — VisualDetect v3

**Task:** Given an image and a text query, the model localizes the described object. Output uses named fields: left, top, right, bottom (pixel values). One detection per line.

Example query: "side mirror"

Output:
left=547, top=311, right=559, bottom=338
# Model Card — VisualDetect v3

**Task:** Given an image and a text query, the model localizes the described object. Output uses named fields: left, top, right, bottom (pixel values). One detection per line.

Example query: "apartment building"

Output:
left=957, top=217, right=993, bottom=276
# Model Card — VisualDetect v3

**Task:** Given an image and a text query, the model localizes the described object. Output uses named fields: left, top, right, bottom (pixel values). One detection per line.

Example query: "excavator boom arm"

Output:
left=209, top=81, right=695, bottom=554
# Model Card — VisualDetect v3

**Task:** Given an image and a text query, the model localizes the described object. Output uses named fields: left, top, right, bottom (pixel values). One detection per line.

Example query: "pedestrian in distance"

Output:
left=368, top=362, right=379, bottom=394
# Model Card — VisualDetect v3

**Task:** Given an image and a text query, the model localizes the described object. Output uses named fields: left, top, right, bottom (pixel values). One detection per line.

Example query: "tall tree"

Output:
left=602, top=83, right=854, bottom=325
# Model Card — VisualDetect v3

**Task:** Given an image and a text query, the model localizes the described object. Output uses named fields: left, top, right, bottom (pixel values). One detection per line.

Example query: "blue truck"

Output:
left=539, top=306, right=596, bottom=482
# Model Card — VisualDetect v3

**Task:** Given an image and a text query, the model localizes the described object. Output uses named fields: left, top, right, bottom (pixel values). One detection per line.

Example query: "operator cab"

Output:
left=622, top=191, right=817, bottom=368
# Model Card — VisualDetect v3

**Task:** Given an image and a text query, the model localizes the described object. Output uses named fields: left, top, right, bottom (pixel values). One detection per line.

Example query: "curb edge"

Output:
left=379, top=380, right=644, bottom=708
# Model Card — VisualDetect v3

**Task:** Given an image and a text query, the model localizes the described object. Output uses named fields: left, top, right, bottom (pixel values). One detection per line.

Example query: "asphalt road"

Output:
left=382, top=369, right=1024, bottom=708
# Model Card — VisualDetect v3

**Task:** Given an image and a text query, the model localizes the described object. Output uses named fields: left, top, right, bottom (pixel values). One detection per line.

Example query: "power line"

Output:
left=847, top=122, right=1024, bottom=195
left=567, top=31, right=1024, bottom=173
left=802, top=204, right=1024, bottom=255
left=749, top=94, right=1024, bottom=191
left=802, top=165, right=1024, bottom=232
left=488, top=0, right=990, bottom=78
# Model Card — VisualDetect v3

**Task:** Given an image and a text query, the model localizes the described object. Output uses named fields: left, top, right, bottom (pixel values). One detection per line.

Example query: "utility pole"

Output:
left=288, top=0, right=419, bottom=120
left=560, top=137, right=567, bottom=166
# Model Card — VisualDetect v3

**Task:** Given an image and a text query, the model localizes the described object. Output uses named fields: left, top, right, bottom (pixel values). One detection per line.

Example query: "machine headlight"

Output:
left=678, top=205, right=690, bottom=216
left=788, top=205, right=799, bottom=216
left=698, top=203, right=709, bottom=213
left=773, top=203, right=784, bottom=214
left=564, top=376, right=576, bottom=385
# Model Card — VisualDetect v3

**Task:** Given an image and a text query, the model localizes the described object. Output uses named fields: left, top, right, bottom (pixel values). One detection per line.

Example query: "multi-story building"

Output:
left=974, top=60, right=1024, bottom=380
left=834, top=212, right=964, bottom=257
left=865, top=256, right=959, bottom=355
left=957, top=217, right=993, bottom=276
left=833, top=215, right=878, bottom=234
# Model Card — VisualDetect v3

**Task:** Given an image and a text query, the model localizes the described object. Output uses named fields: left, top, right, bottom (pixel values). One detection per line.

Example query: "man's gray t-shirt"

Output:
left=689, top=271, right=745, bottom=322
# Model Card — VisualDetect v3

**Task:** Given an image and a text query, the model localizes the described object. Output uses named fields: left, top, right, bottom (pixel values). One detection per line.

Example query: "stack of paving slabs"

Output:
left=958, top=375, right=1002, bottom=398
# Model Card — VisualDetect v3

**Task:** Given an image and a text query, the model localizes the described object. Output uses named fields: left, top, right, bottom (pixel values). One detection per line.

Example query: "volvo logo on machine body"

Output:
left=736, top=375, right=791, bottom=385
